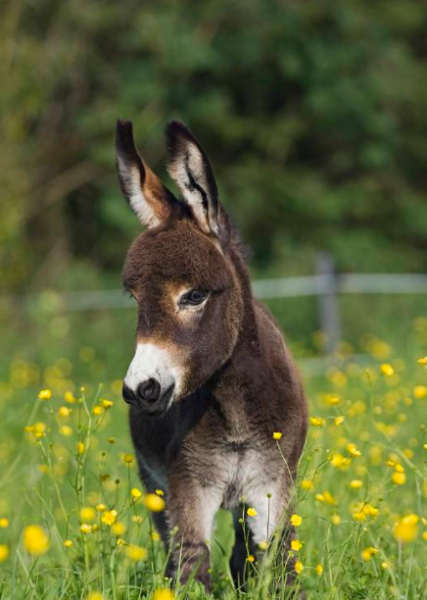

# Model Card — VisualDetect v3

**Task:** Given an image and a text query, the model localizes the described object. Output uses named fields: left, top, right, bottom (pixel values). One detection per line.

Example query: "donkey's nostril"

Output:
left=137, top=378, right=161, bottom=404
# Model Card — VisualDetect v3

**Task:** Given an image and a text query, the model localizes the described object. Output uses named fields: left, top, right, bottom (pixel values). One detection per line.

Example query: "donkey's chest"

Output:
left=217, top=446, right=274, bottom=509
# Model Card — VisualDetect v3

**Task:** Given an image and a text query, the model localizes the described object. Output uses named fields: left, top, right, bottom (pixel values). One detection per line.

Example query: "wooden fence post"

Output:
left=315, top=253, right=341, bottom=354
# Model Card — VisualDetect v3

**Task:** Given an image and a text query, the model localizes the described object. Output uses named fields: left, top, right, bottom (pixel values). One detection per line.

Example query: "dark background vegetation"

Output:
left=1, top=0, right=427, bottom=378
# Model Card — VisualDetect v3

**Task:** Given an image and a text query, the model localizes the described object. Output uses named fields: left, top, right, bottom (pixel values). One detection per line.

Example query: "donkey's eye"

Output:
left=179, top=289, right=208, bottom=307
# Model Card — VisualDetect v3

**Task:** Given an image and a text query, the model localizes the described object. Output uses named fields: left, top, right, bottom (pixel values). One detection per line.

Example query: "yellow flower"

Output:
left=117, top=538, right=126, bottom=546
left=156, top=489, right=165, bottom=496
left=0, top=545, right=9, bottom=562
left=58, top=406, right=71, bottom=418
left=80, top=507, right=96, bottom=522
left=64, top=391, right=75, bottom=403
left=346, top=443, right=361, bottom=457
left=361, top=547, right=378, bottom=561
left=77, top=442, right=85, bottom=455
left=258, top=540, right=268, bottom=551
left=350, top=480, right=363, bottom=489
left=153, top=590, right=175, bottom=600
left=131, top=488, right=142, bottom=499
left=107, top=437, right=115, bottom=444
left=381, top=561, right=391, bottom=569
left=417, top=357, right=427, bottom=366
left=334, top=416, right=345, bottom=426
left=151, top=531, right=161, bottom=541
left=392, top=472, right=406, bottom=485
left=316, top=564, right=323, bottom=575
left=59, top=425, right=73, bottom=437
left=290, top=514, right=302, bottom=527
left=310, top=417, right=325, bottom=427
left=295, top=560, right=304, bottom=574
left=325, top=394, right=340, bottom=406
left=247, top=507, right=257, bottom=517
left=393, top=514, right=419, bottom=543
left=322, top=490, right=337, bottom=506
left=87, top=593, right=104, bottom=600
left=126, top=544, right=147, bottom=561
left=246, top=554, right=255, bottom=562
left=101, top=510, right=118, bottom=526
left=38, top=389, right=52, bottom=401
left=380, top=364, right=394, bottom=376
left=144, top=494, right=165, bottom=512
left=422, top=531, right=427, bottom=541
left=291, top=540, right=302, bottom=551
left=34, top=422, right=47, bottom=438
left=24, top=525, right=50, bottom=555
left=63, top=540, right=73, bottom=548
left=122, top=453, right=134, bottom=464
left=80, top=523, right=92, bottom=534
left=301, top=479, right=313, bottom=490
left=330, top=454, right=349, bottom=469
left=414, top=385, right=427, bottom=399
left=331, top=514, right=341, bottom=525
left=363, top=503, right=379, bottom=518
left=111, top=522, right=126, bottom=536
left=101, top=399, right=114, bottom=409
left=96, top=503, right=107, bottom=512
left=273, top=432, right=283, bottom=440
left=0, top=518, right=9, bottom=528
left=93, top=405, right=103, bottom=416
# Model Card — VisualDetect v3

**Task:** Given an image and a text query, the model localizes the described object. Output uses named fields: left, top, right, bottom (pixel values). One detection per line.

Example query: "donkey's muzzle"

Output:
left=122, top=379, right=174, bottom=415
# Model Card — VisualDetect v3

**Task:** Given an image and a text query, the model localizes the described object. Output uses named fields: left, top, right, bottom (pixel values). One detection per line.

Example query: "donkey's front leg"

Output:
left=166, top=474, right=223, bottom=592
left=243, top=471, right=301, bottom=589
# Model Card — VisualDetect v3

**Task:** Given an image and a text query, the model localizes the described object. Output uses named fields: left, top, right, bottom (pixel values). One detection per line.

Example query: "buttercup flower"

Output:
left=295, top=560, right=304, bottom=574
left=393, top=514, right=419, bottom=543
left=24, top=525, right=50, bottom=555
left=101, top=510, right=118, bottom=526
left=247, top=507, right=257, bottom=517
left=361, top=547, right=378, bottom=561
left=126, top=545, right=147, bottom=561
left=131, top=487, right=142, bottom=499
left=38, top=389, right=52, bottom=401
left=0, top=545, right=9, bottom=563
left=291, top=514, right=302, bottom=527
left=153, top=590, right=175, bottom=600
left=273, top=431, right=283, bottom=440
left=144, top=494, right=165, bottom=512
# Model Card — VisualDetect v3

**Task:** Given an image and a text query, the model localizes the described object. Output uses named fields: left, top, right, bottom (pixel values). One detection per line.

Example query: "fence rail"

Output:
left=2, top=258, right=427, bottom=352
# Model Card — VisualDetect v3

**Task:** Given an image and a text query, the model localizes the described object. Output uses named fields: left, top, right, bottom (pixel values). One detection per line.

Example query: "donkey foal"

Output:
left=116, top=119, right=308, bottom=592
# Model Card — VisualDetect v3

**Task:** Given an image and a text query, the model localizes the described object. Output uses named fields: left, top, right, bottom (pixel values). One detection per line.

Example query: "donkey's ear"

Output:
left=166, top=121, right=224, bottom=239
left=115, top=120, right=178, bottom=228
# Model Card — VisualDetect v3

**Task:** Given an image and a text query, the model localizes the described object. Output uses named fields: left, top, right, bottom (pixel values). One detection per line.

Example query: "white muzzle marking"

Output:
left=124, top=343, right=183, bottom=401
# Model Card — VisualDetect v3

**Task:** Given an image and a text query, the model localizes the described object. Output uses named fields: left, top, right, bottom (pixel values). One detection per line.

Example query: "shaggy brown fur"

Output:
left=115, top=119, right=308, bottom=592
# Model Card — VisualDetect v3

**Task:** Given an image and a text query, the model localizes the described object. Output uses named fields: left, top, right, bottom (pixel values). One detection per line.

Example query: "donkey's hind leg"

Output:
left=230, top=508, right=257, bottom=589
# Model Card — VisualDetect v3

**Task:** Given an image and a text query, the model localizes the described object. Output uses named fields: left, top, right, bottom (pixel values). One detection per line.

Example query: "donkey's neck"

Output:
left=205, top=250, right=264, bottom=438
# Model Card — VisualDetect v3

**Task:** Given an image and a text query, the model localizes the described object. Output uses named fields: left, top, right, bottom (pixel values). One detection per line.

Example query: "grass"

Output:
left=0, top=316, right=427, bottom=599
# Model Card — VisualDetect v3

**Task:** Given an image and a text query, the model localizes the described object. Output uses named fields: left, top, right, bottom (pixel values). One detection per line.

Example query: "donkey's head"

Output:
left=116, top=120, right=244, bottom=416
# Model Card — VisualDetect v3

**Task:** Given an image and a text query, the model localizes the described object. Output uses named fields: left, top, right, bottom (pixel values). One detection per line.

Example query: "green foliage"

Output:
left=1, top=0, right=427, bottom=293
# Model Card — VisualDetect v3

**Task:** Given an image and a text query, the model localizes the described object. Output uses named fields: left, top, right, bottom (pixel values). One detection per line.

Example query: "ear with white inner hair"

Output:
left=166, top=121, right=225, bottom=240
left=115, top=120, right=178, bottom=228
